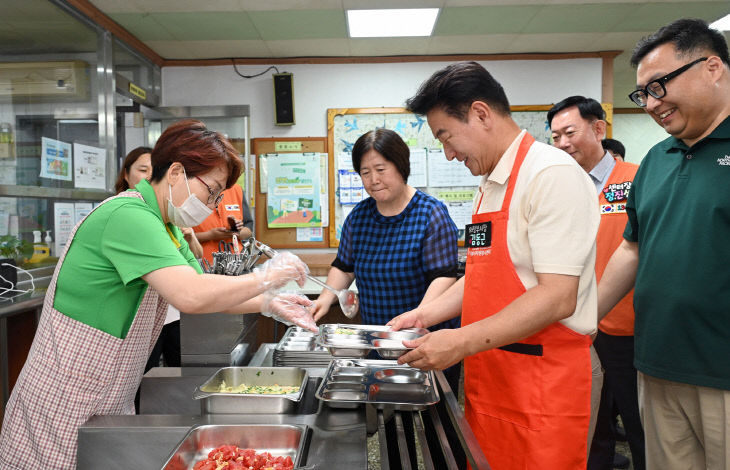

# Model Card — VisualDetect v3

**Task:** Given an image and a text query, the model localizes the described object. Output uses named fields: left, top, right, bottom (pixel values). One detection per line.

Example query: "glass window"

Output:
left=0, top=0, right=110, bottom=267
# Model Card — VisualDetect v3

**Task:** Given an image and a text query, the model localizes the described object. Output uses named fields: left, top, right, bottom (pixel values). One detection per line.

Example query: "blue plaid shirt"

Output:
left=333, top=190, right=459, bottom=330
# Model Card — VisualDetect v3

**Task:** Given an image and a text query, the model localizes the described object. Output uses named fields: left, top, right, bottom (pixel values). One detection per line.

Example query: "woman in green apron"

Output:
left=0, top=119, right=314, bottom=469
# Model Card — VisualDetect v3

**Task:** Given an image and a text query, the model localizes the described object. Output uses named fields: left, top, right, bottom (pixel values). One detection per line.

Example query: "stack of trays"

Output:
left=273, top=326, right=334, bottom=367
left=315, top=359, right=440, bottom=410
left=316, top=324, right=429, bottom=359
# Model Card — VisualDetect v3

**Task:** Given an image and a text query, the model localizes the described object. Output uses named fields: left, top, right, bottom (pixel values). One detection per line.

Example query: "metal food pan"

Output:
left=371, top=330, right=424, bottom=341
left=317, top=324, right=428, bottom=359
left=193, top=367, right=308, bottom=414
left=285, top=336, right=316, bottom=343
left=369, top=383, right=433, bottom=403
left=371, top=339, right=408, bottom=359
left=316, top=359, right=439, bottom=411
left=161, top=424, right=307, bottom=470
left=279, top=342, right=315, bottom=352
left=373, top=368, right=425, bottom=383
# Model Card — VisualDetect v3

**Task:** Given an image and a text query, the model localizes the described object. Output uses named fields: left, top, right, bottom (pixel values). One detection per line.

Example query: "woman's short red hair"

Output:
left=150, top=119, right=242, bottom=188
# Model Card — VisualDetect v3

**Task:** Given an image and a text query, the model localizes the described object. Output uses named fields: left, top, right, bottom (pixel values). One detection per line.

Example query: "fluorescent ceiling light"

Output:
left=710, top=13, right=730, bottom=31
left=347, top=8, right=439, bottom=38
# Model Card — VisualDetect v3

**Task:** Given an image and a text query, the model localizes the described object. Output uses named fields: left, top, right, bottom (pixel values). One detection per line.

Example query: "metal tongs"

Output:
left=254, top=239, right=360, bottom=318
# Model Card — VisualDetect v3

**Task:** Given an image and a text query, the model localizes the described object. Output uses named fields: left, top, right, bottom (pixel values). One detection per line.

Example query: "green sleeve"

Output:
left=101, top=203, right=196, bottom=284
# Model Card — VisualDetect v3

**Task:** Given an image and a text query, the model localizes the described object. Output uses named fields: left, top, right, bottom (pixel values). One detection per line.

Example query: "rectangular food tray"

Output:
left=316, top=324, right=429, bottom=359
left=193, top=367, right=308, bottom=414
left=161, top=424, right=308, bottom=470
left=276, top=327, right=329, bottom=353
left=315, top=358, right=439, bottom=411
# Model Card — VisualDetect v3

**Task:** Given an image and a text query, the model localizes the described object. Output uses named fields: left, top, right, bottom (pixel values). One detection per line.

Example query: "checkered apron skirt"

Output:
left=0, top=192, right=169, bottom=469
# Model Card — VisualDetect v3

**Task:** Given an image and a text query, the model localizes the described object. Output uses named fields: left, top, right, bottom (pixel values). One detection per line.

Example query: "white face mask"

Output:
left=167, top=167, right=213, bottom=228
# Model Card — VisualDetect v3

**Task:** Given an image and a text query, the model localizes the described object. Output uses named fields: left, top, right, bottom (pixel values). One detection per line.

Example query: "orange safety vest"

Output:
left=193, top=184, right=246, bottom=264
left=596, top=160, right=639, bottom=336
left=462, top=133, right=592, bottom=470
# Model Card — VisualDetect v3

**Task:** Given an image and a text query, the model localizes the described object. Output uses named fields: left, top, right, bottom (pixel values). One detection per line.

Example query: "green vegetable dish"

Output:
left=216, top=381, right=300, bottom=394
left=334, top=328, right=358, bottom=335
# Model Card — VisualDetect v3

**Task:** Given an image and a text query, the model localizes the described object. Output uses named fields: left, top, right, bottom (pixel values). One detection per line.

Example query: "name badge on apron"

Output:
left=465, top=221, right=492, bottom=249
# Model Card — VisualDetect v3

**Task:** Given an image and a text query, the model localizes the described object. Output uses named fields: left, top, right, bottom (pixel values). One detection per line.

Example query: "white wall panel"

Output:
left=162, top=59, right=602, bottom=139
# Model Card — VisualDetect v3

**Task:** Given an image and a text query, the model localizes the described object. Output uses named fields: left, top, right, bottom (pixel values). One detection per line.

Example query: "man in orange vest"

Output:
left=549, top=96, right=643, bottom=470
left=391, top=61, right=601, bottom=469
left=193, top=183, right=253, bottom=264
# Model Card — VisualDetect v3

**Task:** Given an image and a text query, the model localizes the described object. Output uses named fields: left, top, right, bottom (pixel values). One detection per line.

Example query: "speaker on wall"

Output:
left=273, top=73, right=295, bottom=126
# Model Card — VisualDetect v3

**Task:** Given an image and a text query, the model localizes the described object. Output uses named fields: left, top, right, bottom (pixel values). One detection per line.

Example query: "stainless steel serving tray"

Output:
left=161, top=424, right=308, bottom=470
left=273, top=327, right=333, bottom=367
left=316, top=324, right=429, bottom=359
left=315, top=359, right=440, bottom=411
left=193, top=367, right=308, bottom=414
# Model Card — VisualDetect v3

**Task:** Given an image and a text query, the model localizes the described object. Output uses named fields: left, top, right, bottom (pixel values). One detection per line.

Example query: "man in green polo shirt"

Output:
left=599, top=19, right=730, bottom=469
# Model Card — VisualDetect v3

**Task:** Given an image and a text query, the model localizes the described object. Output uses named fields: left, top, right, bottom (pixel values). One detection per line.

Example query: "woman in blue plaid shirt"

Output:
left=312, top=128, right=461, bottom=392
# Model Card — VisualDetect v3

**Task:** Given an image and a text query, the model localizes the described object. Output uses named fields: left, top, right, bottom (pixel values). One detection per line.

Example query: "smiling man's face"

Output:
left=636, top=43, right=713, bottom=144
left=427, top=105, right=499, bottom=176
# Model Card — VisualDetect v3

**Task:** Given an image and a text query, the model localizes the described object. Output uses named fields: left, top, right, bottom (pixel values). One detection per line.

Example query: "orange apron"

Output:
left=462, top=133, right=592, bottom=469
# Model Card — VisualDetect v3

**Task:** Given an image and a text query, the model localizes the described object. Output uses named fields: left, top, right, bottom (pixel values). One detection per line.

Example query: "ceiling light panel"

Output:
left=347, top=8, right=439, bottom=38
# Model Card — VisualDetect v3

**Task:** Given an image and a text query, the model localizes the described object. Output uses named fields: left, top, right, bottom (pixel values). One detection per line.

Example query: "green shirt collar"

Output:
left=667, top=114, right=730, bottom=151
left=134, top=179, right=163, bottom=222
left=133, top=179, right=183, bottom=242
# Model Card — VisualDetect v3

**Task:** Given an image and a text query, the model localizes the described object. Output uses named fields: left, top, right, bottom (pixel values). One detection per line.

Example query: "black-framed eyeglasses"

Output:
left=194, top=176, right=224, bottom=206
left=628, top=57, right=707, bottom=107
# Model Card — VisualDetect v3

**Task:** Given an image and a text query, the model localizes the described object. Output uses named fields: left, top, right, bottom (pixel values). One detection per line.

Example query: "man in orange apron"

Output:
left=549, top=97, right=644, bottom=470
left=392, top=62, right=601, bottom=469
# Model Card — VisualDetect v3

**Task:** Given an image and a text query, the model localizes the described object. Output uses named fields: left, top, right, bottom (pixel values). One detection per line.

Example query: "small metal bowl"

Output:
left=372, top=331, right=423, bottom=341
left=373, top=368, right=425, bottom=384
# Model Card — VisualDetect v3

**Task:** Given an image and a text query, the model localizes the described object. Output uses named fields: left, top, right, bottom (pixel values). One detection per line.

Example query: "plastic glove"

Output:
left=253, top=251, right=309, bottom=290
left=261, top=291, right=317, bottom=332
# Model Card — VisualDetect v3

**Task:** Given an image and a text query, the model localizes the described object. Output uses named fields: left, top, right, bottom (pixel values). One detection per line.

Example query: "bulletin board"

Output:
left=252, top=137, right=329, bottom=248
left=326, top=106, right=554, bottom=247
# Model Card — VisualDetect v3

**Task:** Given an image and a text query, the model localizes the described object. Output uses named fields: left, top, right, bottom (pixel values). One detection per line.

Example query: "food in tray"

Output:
left=217, top=380, right=300, bottom=394
left=193, top=445, right=294, bottom=470
left=333, top=327, right=359, bottom=335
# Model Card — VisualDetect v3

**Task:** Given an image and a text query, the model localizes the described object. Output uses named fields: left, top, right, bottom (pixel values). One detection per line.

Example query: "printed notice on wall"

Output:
left=266, top=153, right=321, bottom=228
left=73, top=143, right=106, bottom=189
left=40, top=137, right=72, bottom=181
left=296, top=227, right=324, bottom=242
left=54, top=202, right=75, bottom=256
left=427, top=149, right=480, bottom=187
left=408, top=148, right=428, bottom=188
left=74, top=202, right=93, bottom=225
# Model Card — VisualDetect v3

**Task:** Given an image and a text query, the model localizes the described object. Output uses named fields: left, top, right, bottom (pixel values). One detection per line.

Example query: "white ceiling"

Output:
left=2, top=0, right=730, bottom=105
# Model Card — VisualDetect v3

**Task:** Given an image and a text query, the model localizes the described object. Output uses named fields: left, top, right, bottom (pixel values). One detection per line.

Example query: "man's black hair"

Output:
left=547, top=96, right=605, bottom=126
left=630, top=18, right=730, bottom=67
left=601, top=138, right=625, bottom=159
left=406, top=61, right=511, bottom=120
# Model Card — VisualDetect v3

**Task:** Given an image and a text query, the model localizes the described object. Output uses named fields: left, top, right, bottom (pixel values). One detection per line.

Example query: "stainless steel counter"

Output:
left=78, top=366, right=366, bottom=469
left=78, top=409, right=366, bottom=470
left=79, top=344, right=490, bottom=470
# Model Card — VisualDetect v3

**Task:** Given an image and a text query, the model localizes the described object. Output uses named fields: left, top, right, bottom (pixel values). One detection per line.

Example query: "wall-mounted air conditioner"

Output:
left=0, top=60, right=90, bottom=102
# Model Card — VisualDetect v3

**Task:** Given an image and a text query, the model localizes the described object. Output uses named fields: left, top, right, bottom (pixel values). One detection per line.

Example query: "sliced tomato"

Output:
left=193, top=460, right=216, bottom=470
